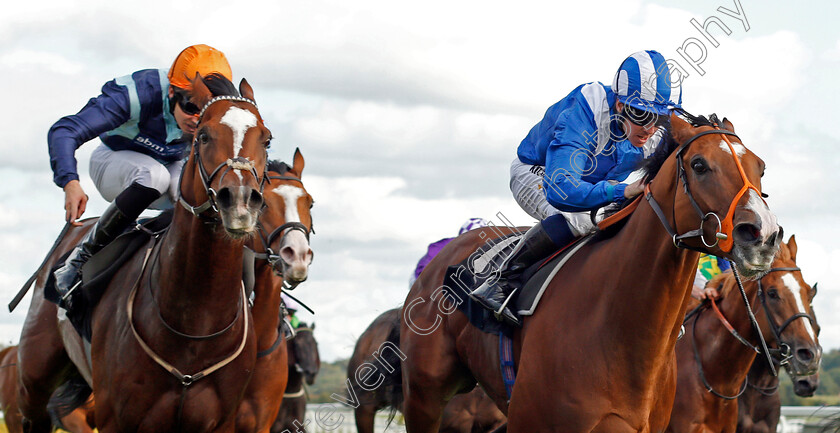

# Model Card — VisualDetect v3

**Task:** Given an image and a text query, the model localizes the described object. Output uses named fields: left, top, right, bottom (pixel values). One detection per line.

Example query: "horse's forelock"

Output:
left=203, top=73, right=239, bottom=97
left=267, top=160, right=292, bottom=175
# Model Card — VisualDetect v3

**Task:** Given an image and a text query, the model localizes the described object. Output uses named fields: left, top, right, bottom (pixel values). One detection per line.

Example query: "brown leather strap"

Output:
left=127, top=246, right=250, bottom=386
left=596, top=194, right=642, bottom=231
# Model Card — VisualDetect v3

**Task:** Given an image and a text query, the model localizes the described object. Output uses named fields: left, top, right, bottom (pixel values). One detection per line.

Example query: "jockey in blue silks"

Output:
left=470, top=50, right=683, bottom=326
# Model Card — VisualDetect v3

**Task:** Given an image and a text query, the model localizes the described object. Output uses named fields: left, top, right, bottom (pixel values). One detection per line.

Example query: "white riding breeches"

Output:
left=89, top=143, right=183, bottom=210
left=509, top=158, right=599, bottom=237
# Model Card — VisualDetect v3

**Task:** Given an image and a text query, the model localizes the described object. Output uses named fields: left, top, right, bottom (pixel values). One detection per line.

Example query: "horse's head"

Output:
left=662, top=115, right=781, bottom=278
left=754, top=235, right=821, bottom=396
left=259, top=149, right=314, bottom=286
left=291, top=323, right=321, bottom=385
left=180, top=74, right=271, bottom=237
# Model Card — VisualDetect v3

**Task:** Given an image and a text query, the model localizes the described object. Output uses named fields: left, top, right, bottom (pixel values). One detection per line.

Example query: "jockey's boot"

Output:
left=469, top=221, right=560, bottom=327
left=53, top=183, right=161, bottom=310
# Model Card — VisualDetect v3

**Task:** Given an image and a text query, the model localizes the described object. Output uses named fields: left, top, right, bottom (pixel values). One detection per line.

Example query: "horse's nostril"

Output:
left=216, top=188, right=233, bottom=208
left=774, top=226, right=784, bottom=246
left=733, top=223, right=761, bottom=245
left=797, top=348, right=815, bottom=363
left=248, top=188, right=263, bottom=210
left=281, top=246, right=295, bottom=264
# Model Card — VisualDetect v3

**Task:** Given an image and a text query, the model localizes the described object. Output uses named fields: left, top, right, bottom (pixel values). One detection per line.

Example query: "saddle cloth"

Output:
left=440, top=230, right=592, bottom=335
left=45, top=211, right=172, bottom=341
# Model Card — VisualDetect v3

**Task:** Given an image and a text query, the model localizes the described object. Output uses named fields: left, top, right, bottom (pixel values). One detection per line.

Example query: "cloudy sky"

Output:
left=1, top=0, right=839, bottom=362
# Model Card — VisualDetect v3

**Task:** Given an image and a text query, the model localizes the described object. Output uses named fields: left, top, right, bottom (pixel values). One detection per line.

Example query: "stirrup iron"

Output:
left=493, top=288, right=519, bottom=321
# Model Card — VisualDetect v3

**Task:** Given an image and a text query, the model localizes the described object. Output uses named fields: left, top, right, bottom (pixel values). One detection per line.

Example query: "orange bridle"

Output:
left=646, top=120, right=764, bottom=253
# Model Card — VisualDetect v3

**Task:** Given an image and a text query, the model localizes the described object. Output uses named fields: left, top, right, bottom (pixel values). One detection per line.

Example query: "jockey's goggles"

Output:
left=173, top=91, right=201, bottom=116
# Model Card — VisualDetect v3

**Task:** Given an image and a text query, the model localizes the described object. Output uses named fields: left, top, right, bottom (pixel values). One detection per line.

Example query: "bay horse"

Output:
left=397, top=113, right=782, bottom=432
left=18, top=74, right=270, bottom=433
left=236, top=153, right=314, bottom=433
left=735, top=360, right=782, bottom=433
left=0, top=345, right=94, bottom=433
left=667, top=236, right=821, bottom=433
left=271, top=323, right=320, bottom=433
left=349, top=308, right=505, bottom=433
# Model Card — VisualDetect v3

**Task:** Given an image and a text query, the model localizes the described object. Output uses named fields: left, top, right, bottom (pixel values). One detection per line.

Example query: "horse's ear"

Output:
left=787, top=234, right=798, bottom=261
left=669, top=114, right=694, bottom=145
left=291, top=147, right=305, bottom=178
left=311, top=322, right=315, bottom=330
left=239, top=78, right=255, bottom=102
left=721, top=117, right=736, bottom=133
left=190, top=73, right=213, bottom=108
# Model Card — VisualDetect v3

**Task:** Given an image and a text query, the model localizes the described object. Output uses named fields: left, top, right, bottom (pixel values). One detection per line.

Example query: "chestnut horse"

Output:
left=667, top=236, right=821, bottom=433
left=236, top=154, right=314, bottom=433
left=398, top=114, right=782, bottom=432
left=271, top=323, right=320, bottom=433
left=18, top=75, right=270, bottom=433
left=0, top=345, right=94, bottom=433
left=349, top=308, right=506, bottom=433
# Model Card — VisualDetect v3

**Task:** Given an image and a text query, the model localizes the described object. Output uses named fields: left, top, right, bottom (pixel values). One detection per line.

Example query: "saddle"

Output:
left=440, top=197, right=641, bottom=335
left=440, top=231, right=591, bottom=335
left=45, top=211, right=173, bottom=341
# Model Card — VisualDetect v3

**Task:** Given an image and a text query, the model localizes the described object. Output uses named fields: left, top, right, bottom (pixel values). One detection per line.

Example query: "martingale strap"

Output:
left=127, top=246, right=250, bottom=387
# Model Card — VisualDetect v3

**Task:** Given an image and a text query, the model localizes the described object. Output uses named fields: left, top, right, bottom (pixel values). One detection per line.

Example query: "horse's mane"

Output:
left=267, top=159, right=292, bottom=175
left=640, top=110, right=721, bottom=184
left=203, top=72, right=240, bottom=97
left=708, top=270, right=736, bottom=299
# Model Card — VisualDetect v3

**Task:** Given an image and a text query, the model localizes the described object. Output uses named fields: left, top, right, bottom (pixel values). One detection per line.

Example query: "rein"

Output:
left=690, top=310, right=748, bottom=400
left=688, top=266, right=816, bottom=398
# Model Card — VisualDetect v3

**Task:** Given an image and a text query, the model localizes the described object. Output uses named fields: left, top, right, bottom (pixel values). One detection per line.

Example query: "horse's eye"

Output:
left=768, top=289, right=779, bottom=300
left=198, top=131, right=209, bottom=145
left=691, top=157, right=708, bottom=174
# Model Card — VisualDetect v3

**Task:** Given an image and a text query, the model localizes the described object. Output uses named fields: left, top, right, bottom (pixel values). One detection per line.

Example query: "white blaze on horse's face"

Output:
left=746, top=189, right=778, bottom=240
left=781, top=273, right=817, bottom=341
left=221, top=107, right=258, bottom=181
left=272, top=184, right=313, bottom=281
left=720, top=140, right=746, bottom=157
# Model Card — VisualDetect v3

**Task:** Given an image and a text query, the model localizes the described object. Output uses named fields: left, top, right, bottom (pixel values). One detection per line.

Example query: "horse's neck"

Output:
left=286, top=356, right=303, bottom=391
left=607, top=189, right=699, bottom=326
left=690, top=288, right=761, bottom=391
left=590, top=174, right=701, bottom=361
left=154, top=208, right=245, bottom=323
left=252, top=264, right=283, bottom=350
left=748, top=353, right=779, bottom=388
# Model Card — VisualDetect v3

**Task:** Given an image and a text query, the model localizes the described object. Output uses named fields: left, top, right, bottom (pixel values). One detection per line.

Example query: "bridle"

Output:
left=756, top=267, right=820, bottom=376
left=249, top=172, right=314, bottom=289
left=685, top=266, right=819, bottom=399
left=649, top=112, right=778, bottom=378
left=127, top=94, right=267, bottom=425
left=178, top=95, right=268, bottom=218
left=645, top=114, right=764, bottom=253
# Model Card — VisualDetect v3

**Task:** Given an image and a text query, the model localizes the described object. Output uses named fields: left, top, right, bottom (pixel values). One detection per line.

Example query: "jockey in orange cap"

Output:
left=49, top=44, right=234, bottom=311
